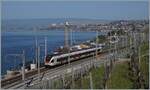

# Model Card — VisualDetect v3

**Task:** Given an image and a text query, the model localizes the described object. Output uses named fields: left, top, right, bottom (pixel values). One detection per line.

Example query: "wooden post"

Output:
left=62, top=74, right=65, bottom=88
left=90, top=72, right=93, bottom=89
left=71, top=67, right=75, bottom=88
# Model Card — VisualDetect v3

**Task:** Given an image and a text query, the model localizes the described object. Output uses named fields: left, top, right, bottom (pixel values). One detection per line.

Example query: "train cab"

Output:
left=45, top=54, right=53, bottom=66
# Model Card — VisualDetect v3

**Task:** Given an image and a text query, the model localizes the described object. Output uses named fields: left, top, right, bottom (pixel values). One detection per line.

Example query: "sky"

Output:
left=1, top=1, right=149, bottom=20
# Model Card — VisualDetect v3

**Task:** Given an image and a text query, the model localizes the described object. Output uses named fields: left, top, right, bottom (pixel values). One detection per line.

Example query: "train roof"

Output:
left=52, top=47, right=102, bottom=59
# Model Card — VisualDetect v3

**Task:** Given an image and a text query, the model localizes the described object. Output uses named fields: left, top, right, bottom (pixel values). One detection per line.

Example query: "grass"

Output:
left=73, top=71, right=90, bottom=89
left=139, top=42, right=149, bottom=89
left=107, top=42, right=149, bottom=89
left=140, top=42, right=149, bottom=55
left=91, top=66, right=105, bottom=89
left=107, top=62, right=134, bottom=89
left=140, top=55, right=149, bottom=88
left=74, top=65, right=105, bottom=89
left=75, top=42, right=149, bottom=89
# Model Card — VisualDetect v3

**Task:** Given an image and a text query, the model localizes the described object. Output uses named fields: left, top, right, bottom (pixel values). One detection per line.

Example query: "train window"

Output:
left=46, top=55, right=53, bottom=61
left=57, top=57, right=67, bottom=62
left=51, top=60, right=54, bottom=63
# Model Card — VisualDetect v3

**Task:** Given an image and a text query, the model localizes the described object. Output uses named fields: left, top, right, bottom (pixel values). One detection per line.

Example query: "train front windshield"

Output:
left=45, top=55, right=53, bottom=63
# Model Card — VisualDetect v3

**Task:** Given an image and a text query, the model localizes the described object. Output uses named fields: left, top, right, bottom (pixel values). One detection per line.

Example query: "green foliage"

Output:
left=107, top=62, right=134, bottom=89
left=81, top=76, right=90, bottom=89
left=140, top=42, right=149, bottom=55
left=143, top=25, right=149, bottom=34
left=107, top=30, right=126, bottom=36
left=116, top=30, right=126, bottom=36
left=92, top=35, right=107, bottom=43
left=97, top=35, right=107, bottom=43
left=140, top=42, right=149, bottom=89
left=140, top=55, right=149, bottom=88
left=74, top=42, right=149, bottom=89
left=91, top=66, right=105, bottom=89
left=107, top=30, right=116, bottom=36
left=74, top=65, right=105, bottom=89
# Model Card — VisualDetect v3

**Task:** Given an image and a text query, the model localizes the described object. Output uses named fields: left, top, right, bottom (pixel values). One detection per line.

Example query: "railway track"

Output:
left=1, top=45, right=131, bottom=88
left=1, top=67, right=48, bottom=88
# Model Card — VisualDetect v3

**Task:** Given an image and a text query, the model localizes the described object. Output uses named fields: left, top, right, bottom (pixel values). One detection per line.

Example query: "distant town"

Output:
left=39, top=20, right=149, bottom=32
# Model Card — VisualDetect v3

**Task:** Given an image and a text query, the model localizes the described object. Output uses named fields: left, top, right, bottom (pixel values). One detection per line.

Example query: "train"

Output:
left=44, top=46, right=103, bottom=67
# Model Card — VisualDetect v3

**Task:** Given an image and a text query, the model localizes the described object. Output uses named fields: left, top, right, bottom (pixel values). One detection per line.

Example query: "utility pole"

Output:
left=108, top=31, right=111, bottom=58
left=114, top=33, right=117, bottom=61
left=5, top=51, right=26, bottom=86
left=138, top=46, right=141, bottom=66
left=64, top=22, right=69, bottom=49
left=130, top=30, right=133, bottom=51
left=34, top=27, right=38, bottom=69
left=96, top=30, right=98, bottom=60
left=65, top=22, right=71, bottom=66
left=69, top=25, right=73, bottom=66
left=125, top=31, right=128, bottom=53
left=38, top=46, right=40, bottom=82
left=70, top=26, right=73, bottom=47
left=45, top=37, right=47, bottom=58
left=35, top=37, right=38, bottom=69
left=22, top=50, right=25, bottom=82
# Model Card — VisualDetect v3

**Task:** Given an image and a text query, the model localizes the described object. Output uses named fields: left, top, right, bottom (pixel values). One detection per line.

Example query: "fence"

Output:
left=25, top=31, right=147, bottom=89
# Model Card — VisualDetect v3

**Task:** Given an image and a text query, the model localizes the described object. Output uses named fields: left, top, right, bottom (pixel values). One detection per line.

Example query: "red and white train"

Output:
left=44, top=47, right=102, bottom=67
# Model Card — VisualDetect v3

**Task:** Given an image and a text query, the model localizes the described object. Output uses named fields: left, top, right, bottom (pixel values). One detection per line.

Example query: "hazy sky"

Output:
left=1, top=1, right=149, bottom=20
